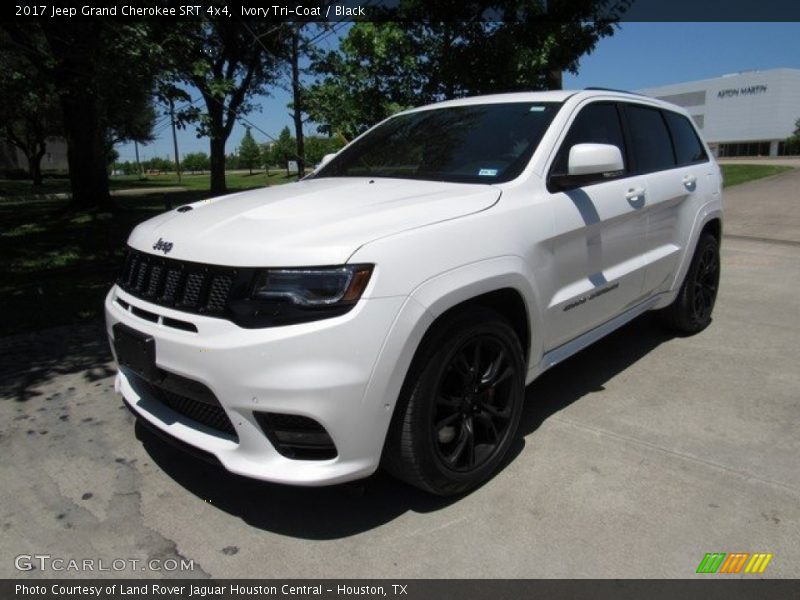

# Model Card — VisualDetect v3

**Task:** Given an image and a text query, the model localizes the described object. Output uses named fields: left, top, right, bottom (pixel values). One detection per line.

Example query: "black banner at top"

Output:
left=4, top=0, right=800, bottom=22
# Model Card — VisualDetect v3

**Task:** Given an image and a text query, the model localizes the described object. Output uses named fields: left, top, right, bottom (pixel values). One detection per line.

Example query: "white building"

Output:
left=637, top=68, right=800, bottom=157
left=0, top=137, right=69, bottom=172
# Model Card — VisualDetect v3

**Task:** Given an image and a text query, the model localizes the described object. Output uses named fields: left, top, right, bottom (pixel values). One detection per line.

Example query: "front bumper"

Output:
left=105, top=285, right=426, bottom=486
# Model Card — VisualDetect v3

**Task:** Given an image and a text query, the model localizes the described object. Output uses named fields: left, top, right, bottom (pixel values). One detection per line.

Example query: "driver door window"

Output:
left=550, top=102, right=628, bottom=178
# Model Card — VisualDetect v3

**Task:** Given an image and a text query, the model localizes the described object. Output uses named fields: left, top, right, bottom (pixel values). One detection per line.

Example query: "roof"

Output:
left=402, top=89, right=666, bottom=115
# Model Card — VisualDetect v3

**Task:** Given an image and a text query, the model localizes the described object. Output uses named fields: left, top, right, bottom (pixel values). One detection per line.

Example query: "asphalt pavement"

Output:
left=1, top=168, right=798, bottom=578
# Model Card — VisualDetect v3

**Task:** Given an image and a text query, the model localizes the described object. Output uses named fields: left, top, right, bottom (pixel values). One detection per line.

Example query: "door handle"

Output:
left=625, top=187, right=645, bottom=202
left=682, top=174, right=697, bottom=188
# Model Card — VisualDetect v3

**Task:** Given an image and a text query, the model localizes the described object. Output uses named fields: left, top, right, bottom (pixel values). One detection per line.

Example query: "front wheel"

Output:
left=383, top=307, right=525, bottom=496
left=659, top=232, right=721, bottom=334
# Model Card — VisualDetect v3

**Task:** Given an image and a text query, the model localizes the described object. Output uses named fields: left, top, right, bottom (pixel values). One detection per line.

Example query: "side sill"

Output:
left=527, top=294, right=666, bottom=383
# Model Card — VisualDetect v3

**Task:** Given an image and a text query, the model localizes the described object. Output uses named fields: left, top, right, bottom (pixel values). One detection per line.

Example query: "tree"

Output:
left=305, top=23, right=414, bottom=139
left=1, top=22, right=171, bottom=210
left=107, top=91, right=158, bottom=148
left=306, top=1, right=630, bottom=137
left=225, top=153, right=240, bottom=170
left=0, top=51, right=61, bottom=186
left=284, top=23, right=335, bottom=176
left=238, top=127, right=262, bottom=174
left=304, top=134, right=347, bottom=167
left=106, top=147, right=120, bottom=170
left=143, top=156, right=174, bottom=174
left=265, top=126, right=296, bottom=173
left=784, top=118, right=800, bottom=155
left=113, top=161, right=138, bottom=176
left=183, top=152, right=210, bottom=173
left=174, top=21, right=288, bottom=194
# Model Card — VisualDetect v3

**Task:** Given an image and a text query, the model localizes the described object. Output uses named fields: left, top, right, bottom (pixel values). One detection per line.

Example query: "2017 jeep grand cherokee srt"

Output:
left=106, top=89, right=722, bottom=495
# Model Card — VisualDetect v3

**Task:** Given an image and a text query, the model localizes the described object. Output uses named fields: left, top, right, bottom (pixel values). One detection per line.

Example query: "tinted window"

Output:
left=664, top=111, right=708, bottom=165
left=624, top=105, right=676, bottom=173
left=314, top=103, right=561, bottom=184
left=552, top=103, right=626, bottom=175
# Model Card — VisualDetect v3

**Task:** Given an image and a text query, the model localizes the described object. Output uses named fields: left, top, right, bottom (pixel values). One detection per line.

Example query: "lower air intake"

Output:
left=254, top=412, right=337, bottom=460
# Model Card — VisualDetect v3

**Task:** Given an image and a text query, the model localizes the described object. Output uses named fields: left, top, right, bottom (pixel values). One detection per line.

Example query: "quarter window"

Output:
left=663, top=111, right=708, bottom=165
left=624, top=105, right=677, bottom=173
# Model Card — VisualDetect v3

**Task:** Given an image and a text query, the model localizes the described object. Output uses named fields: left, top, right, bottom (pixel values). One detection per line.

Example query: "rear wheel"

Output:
left=383, top=307, right=525, bottom=496
left=660, top=232, right=720, bottom=333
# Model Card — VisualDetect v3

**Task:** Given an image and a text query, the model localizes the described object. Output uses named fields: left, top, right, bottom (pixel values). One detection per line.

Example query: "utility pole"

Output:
left=169, top=97, right=182, bottom=184
left=291, top=25, right=305, bottom=176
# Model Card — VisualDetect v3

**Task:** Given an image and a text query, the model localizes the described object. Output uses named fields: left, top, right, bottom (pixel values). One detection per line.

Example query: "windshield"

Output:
left=313, top=102, right=562, bottom=184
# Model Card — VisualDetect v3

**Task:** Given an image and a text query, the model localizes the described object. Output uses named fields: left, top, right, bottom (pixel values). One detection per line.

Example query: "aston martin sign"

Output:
left=717, top=85, right=768, bottom=98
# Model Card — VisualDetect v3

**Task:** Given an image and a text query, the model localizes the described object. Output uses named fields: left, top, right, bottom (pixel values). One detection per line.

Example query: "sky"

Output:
left=116, top=22, right=800, bottom=164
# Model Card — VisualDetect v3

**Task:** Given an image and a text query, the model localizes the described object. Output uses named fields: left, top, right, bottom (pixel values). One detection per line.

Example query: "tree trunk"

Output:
left=291, top=30, right=305, bottom=176
left=26, top=149, right=44, bottom=187
left=134, top=141, right=143, bottom=179
left=209, top=135, right=227, bottom=195
left=5, top=126, right=47, bottom=188
left=61, top=96, right=111, bottom=211
left=205, top=98, right=227, bottom=195
left=546, top=69, right=563, bottom=91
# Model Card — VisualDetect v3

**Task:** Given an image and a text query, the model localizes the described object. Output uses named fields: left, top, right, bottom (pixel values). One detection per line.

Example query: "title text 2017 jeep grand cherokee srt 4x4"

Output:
left=106, top=90, right=722, bottom=495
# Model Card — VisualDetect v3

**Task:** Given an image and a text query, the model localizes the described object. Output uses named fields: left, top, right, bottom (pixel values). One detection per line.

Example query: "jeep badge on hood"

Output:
left=152, top=238, right=173, bottom=254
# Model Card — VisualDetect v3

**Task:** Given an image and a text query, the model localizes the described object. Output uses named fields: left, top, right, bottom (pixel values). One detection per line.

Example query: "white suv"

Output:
left=105, top=89, right=722, bottom=495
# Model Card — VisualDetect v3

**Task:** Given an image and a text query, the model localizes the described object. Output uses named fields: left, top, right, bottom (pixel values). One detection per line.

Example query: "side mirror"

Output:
left=319, top=153, right=337, bottom=168
left=568, top=143, right=624, bottom=175
left=550, top=143, right=624, bottom=190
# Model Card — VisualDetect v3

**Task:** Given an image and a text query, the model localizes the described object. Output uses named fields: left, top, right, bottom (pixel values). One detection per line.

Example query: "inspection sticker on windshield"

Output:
left=478, top=168, right=498, bottom=176
left=529, top=105, right=548, bottom=112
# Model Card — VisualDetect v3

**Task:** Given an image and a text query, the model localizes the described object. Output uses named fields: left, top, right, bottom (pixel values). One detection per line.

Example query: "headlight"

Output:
left=252, top=265, right=372, bottom=307
left=228, top=264, right=373, bottom=328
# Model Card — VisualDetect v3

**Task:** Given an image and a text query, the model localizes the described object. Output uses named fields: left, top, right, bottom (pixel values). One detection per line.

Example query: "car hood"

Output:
left=127, top=177, right=500, bottom=266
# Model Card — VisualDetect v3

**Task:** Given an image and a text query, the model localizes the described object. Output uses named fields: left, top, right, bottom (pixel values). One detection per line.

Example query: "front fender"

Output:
left=408, top=255, right=545, bottom=379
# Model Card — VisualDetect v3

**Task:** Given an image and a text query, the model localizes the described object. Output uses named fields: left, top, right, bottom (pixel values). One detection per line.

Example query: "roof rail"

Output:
left=583, top=87, right=646, bottom=96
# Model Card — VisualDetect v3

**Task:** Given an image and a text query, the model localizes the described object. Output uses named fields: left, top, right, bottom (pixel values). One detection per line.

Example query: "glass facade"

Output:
left=717, top=141, right=771, bottom=157
left=777, top=141, right=800, bottom=156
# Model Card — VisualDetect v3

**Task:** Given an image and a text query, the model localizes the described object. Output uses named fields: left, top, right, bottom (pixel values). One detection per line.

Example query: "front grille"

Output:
left=118, top=249, right=244, bottom=317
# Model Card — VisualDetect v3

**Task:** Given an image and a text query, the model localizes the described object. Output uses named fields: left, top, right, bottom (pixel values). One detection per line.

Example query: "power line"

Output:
left=121, top=18, right=347, bottom=164
left=236, top=20, right=347, bottom=160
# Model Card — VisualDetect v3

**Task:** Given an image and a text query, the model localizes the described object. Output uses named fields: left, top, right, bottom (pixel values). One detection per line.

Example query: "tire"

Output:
left=659, top=232, right=721, bottom=334
left=383, top=306, right=525, bottom=496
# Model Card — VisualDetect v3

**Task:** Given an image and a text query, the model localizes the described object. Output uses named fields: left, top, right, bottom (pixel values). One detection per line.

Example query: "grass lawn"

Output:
left=111, top=170, right=300, bottom=192
left=0, top=170, right=298, bottom=198
left=0, top=163, right=795, bottom=336
left=721, top=164, right=793, bottom=188
left=0, top=172, right=298, bottom=336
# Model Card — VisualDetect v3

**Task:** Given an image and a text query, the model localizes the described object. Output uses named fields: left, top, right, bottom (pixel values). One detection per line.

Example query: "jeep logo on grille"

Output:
left=152, top=238, right=174, bottom=254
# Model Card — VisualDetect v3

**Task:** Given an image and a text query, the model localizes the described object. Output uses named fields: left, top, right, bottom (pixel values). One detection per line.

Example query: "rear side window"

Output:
left=624, top=105, right=676, bottom=173
left=552, top=102, right=626, bottom=175
left=663, top=111, right=708, bottom=165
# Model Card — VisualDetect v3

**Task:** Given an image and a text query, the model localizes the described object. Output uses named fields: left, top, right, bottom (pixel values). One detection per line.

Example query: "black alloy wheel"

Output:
left=432, top=336, right=516, bottom=473
left=692, top=243, right=720, bottom=323
left=660, top=232, right=721, bottom=333
left=383, top=307, right=525, bottom=496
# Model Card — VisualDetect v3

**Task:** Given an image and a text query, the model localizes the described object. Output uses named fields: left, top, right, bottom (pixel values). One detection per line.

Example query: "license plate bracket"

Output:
left=113, top=323, right=159, bottom=383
